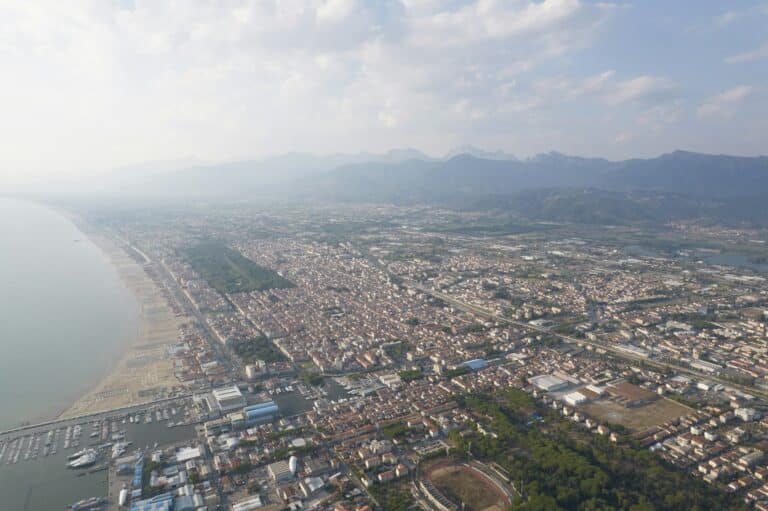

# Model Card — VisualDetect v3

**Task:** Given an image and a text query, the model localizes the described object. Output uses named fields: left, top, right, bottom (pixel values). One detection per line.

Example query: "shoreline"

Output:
left=55, top=218, right=183, bottom=420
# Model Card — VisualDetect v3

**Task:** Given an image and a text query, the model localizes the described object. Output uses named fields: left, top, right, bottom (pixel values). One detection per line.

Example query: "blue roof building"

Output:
left=129, top=492, right=174, bottom=511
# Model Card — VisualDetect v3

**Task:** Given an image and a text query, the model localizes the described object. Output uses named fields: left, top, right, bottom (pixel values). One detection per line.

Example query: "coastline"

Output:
left=56, top=220, right=183, bottom=419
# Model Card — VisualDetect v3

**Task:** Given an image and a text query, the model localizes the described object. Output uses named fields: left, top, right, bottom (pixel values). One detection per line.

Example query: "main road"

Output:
left=155, top=258, right=244, bottom=379
left=403, top=281, right=768, bottom=401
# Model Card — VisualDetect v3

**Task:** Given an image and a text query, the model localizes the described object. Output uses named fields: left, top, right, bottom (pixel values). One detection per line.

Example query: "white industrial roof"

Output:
left=231, top=495, right=263, bottom=511
left=529, top=374, right=567, bottom=391
left=212, top=385, right=243, bottom=400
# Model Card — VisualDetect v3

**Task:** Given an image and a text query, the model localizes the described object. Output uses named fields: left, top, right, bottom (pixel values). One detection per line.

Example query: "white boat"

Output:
left=68, top=448, right=90, bottom=460
left=67, top=449, right=97, bottom=469
left=68, top=496, right=106, bottom=510
left=111, top=441, right=132, bottom=459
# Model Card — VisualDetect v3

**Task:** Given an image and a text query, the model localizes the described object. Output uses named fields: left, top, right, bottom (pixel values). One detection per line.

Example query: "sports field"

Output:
left=425, top=461, right=511, bottom=511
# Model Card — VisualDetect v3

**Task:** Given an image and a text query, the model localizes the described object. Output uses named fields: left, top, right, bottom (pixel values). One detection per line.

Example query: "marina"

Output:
left=0, top=400, right=198, bottom=511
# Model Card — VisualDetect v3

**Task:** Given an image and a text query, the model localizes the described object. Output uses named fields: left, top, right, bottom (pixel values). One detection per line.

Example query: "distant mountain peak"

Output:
left=660, top=149, right=703, bottom=159
left=446, top=153, right=482, bottom=163
left=381, top=148, right=433, bottom=161
left=445, top=145, right=517, bottom=161
left=531, top=151, right=569, bottom=161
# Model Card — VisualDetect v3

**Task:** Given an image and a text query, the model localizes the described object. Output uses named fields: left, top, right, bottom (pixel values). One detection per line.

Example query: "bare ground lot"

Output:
left=583, top=397, right=692, bottom=431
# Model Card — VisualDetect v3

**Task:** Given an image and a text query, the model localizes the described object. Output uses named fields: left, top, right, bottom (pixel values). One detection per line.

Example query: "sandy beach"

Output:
left=58, top=229, right=183, bottom=419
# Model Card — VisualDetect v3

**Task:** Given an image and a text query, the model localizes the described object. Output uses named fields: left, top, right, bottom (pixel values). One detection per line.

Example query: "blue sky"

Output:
left=0, top=0, right=766, bottom=185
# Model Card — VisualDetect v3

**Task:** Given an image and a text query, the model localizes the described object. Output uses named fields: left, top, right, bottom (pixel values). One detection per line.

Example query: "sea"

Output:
left=0, top=197, right=138, bottom=430
left=0, top=198, right=197, bottom=510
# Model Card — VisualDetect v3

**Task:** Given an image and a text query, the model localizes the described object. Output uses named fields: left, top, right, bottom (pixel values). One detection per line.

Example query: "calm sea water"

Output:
left=0, top=198, right=139, bottom=430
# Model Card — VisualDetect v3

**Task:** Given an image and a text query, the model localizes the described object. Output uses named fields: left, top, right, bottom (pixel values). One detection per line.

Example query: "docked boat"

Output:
left=111, top=441, right=132, bottom=459
left=68, top=496, right=106, bottom=510
left=67, top=449, right=98, bottom=469
left=68, top=448, right=90, bottom=460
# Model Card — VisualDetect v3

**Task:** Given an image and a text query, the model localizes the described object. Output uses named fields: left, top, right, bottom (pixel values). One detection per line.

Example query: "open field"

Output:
left=583, top=397, right=692, bottom=431
left=425, top=461, right=511, bottom=511
left=182, top=241, right=294, bottom=294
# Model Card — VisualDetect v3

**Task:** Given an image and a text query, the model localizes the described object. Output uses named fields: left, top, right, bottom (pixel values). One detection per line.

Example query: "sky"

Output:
left=0, top=0, right=767, bottom=186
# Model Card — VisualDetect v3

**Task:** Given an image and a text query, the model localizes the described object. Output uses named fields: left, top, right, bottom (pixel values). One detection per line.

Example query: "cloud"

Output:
left=316, top=0, right=357, bottom=25
left=711, top=4, right=768, bottom=29
left=605, top=75, right=678, bottom=105
left=531, top=70, right=615, bottom=100
left=636, top=102, right=682, bottom=131
left=406, top=0, right=607, bottom=49
left=576, top=70, right=616, bottom=96
left=697, top=85, right=755, bottom=118
left=713, top=9, right=742, bottom=27
left=726, top=42, right=768, bottom=64
left=531, top=71, right=678, bottom=107
left=0, top=0, right=625, bottom=177
left=4, top=0, right=761, bottom=180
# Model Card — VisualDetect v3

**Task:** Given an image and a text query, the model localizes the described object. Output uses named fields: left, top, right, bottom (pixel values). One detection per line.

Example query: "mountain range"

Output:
left=98, top=149, right=768, bottom=225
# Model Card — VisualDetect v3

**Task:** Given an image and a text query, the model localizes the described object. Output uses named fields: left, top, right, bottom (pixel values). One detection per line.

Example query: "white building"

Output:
left=563, top=391, right=588, bottom=407
left=231, top=495, right=263, bottom=511
left=735, top=407, right=761, bottom=422
left=378, top=373, right=403, bottom=388
left=212, top=385, right=246, bottom=413
left=689, top=359, right=722, bottom=374
left=268, top=460, right=294, bottom=483
left=299, top=476, right=325, bottom=496
left=529, top=374, right=569, bottom=392
left=245, top=361, right=266, bottom=380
